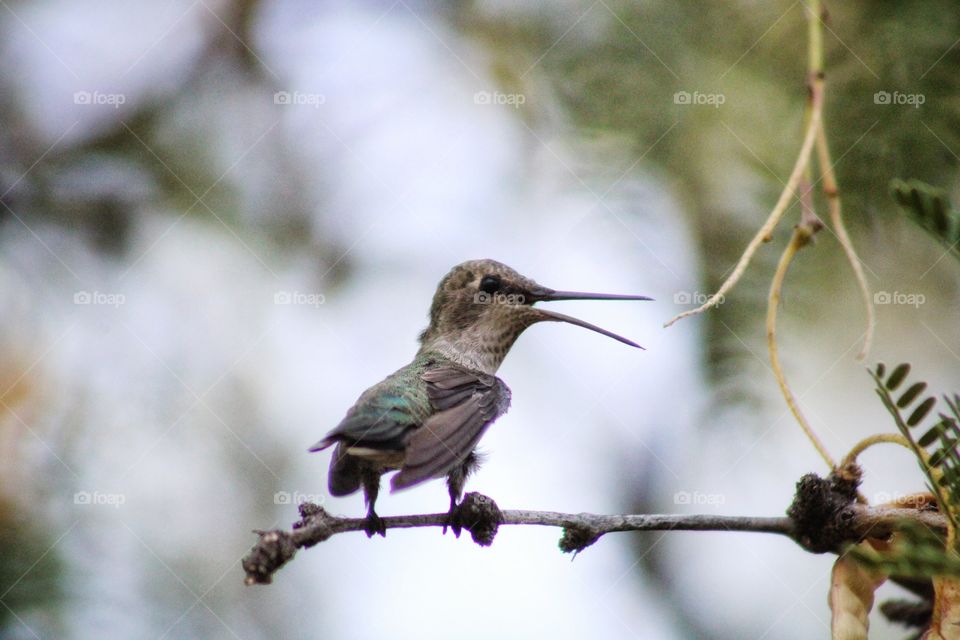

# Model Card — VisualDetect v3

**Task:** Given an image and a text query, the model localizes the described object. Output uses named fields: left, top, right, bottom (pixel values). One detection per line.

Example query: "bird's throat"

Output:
left=418, top=337, right=505, bottom=375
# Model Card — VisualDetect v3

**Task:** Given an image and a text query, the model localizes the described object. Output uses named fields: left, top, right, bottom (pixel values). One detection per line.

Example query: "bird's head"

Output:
left=417, top=259, right=651, bottom=374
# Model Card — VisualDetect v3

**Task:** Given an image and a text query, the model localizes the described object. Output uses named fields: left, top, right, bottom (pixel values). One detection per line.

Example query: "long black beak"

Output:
left=528, top=287, right=652, bottom=349
left=533, top=290, right=654, bottom=303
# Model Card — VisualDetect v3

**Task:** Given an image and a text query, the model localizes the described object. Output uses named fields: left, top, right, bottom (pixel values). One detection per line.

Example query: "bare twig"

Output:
left=242, top=491, right=948, bottom=585
left=810, top=0, right=873, bottom=361
left=815, top=125, right=875, bottom=360
left=662, top=87, right=822, bottom=328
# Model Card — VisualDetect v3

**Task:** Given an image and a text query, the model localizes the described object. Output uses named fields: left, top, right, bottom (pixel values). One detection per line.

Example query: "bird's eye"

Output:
left=479, top=275, right=501, bottom=294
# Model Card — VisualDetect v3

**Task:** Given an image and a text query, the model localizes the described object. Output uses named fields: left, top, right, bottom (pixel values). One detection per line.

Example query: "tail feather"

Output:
left=327, top=444, right=362, bottom=496
left=308, top=435, right=336, bottom=453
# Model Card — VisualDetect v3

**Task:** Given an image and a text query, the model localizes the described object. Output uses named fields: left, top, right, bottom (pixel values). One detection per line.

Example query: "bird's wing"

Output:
left=309, top=376, right=430, bottom=453
left=391, top=366, right=511, bottom=491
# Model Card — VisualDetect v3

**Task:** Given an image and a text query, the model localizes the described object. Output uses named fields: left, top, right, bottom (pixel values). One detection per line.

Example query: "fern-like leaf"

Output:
left=890, top=179, right=960, bottom=262
left=870, top=363, right=960, bottom=539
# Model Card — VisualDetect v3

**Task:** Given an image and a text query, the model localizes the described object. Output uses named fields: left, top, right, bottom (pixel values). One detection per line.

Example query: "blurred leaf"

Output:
left=891, top=179, right=960, bottom=263
left=850, top=524, right=956, bottom=580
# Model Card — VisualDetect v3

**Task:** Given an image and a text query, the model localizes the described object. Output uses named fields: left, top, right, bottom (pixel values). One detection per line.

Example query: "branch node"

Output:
left=559, top=524, right=602, bottom=554
left=456, top=492, right=503, bottom=546
left=293, top=503, right=336, bottom=548
left=787, top=471, right=861, bottom=553
left=243, top=529, right=298, bottom=585
left=297, top=501, right=325, bottom=520
left=834, top=461, right=863, bottom=485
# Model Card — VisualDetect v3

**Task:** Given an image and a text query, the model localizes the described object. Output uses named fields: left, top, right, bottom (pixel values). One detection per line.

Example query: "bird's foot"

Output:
left=444, top=501, right=463, bottom=538
left=364, top=511, right=386, bottom=538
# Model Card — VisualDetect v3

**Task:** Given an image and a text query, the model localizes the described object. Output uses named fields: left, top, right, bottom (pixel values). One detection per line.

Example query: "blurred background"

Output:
left=1, top=1, right=959, bottom=638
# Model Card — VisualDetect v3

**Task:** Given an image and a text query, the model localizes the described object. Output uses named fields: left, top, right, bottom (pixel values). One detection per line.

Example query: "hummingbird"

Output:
left=309, top=259, right=651, bottom=537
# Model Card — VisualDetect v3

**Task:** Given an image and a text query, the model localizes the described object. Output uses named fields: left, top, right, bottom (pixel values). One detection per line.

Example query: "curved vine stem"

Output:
left=814, top=126, right=875, bottom=360
left=840, top=433, right=913, bottom=469
left=761, top=0, right=836, bottom=469
left=767, top=221, right=833, bottom=468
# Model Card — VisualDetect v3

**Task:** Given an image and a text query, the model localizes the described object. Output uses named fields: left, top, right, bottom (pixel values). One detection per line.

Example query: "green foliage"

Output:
left=0, top=501, right=64, bottom=634
left=460, top=0, right=960, bottom=406
left=891, top=179, right=960, bottom=262
left=850, top=522, right=959, bottom=579
left=871, top=363, right=960, bottom=537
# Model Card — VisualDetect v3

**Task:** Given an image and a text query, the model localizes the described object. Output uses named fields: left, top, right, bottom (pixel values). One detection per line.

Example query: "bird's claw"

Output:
left=364, top=512, right=386, bottom=538
left=443, top=502, right=463, bottom=538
